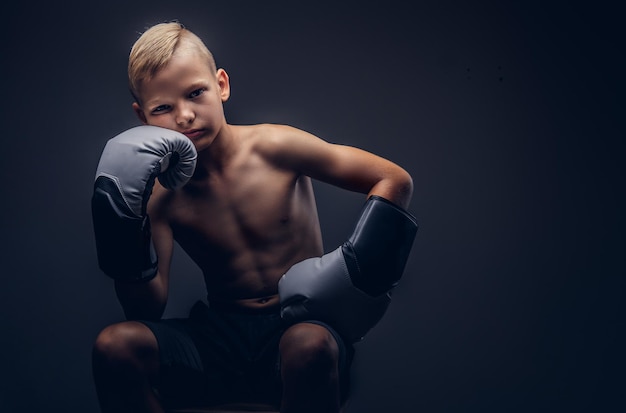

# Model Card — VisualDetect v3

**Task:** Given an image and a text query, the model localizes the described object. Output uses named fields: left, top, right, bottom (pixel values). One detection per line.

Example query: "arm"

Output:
left=114, top=190, right=174, bottom=320
left=91, top=125, right=196, bottom=321
left=269, top=124, right=418, bottom=342
left=262, top=124, right=413, bottom=209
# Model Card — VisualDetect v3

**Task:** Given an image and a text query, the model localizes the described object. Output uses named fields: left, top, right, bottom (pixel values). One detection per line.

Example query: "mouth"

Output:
left=181, top=129, right=205, bottom=140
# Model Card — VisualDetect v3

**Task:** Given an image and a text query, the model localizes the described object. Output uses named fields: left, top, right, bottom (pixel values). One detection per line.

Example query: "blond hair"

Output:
left=128, top=22, right=217, bottom=103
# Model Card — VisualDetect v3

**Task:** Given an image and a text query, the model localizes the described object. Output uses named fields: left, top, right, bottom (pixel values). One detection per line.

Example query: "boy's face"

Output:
left=132, top=48, right=230, bottom=151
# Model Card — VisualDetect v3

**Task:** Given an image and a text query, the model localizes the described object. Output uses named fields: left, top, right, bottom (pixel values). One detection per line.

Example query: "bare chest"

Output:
left=165, top=157, right=317, bottom=259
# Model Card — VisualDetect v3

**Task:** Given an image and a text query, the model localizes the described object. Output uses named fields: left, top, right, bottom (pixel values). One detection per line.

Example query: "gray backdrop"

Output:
left=1, top=1, right=624, bottom=412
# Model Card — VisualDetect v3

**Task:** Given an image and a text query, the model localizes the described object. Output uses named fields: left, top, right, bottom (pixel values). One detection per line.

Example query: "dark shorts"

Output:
left=140, top=300, right=354, bottom=409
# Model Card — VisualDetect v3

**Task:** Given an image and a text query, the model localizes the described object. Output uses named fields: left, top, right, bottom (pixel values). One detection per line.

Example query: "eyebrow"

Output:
left=186, top=80, right=210, bottom=92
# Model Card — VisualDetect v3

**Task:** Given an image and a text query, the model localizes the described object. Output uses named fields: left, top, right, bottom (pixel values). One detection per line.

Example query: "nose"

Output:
left=175, top=103, right=195, bottom=126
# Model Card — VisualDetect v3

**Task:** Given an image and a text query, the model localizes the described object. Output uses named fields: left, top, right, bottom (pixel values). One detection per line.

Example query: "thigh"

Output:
left=279, top=321, right=355, bottom=402
left=138, top=304, right=246, bottom=408
left=138, top=317, right=212, bottom=408
left=139, top=302, right=286, bottom=408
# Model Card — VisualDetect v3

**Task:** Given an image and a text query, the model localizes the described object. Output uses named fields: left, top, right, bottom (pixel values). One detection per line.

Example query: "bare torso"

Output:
left=151, top=124, right=323, bottom=310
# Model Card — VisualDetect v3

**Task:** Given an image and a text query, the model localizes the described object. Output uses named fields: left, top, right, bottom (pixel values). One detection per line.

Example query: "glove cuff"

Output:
left=92, top=176, right=158, bottom=282
left=342, top=195, right=418, bottom=296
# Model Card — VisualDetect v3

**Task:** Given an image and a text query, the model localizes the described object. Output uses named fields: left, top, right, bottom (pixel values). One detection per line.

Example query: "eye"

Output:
left=189, top=88, right=205, bottom=99
left=151, top=104, right=170, bottom=115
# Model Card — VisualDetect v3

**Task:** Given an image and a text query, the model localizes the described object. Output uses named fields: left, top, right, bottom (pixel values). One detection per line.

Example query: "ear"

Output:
left=132, top=102, right=148, bottom=124
left=216, top=68, right=231, bottom=102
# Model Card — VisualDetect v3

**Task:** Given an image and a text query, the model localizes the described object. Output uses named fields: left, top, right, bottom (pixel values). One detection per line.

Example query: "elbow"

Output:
left=369, top=167, right=414, bottom=211
left=399, top=168, right=414, bottom=205
left=120, top=296, right=166, bottom=321
left=124, top=295, right=167, bottom=320
left=114, top=277, right=168, bottom=321
left=390, top=168, right=413, bottom=210
left=123, top=307, right=164, bottom=322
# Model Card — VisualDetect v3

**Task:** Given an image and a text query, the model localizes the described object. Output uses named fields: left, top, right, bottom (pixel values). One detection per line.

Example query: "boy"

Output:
left=91, top=21, right=415, bottom=413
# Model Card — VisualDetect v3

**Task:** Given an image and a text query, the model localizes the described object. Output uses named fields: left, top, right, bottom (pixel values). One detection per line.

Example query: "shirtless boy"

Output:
left=91, top=22, right=416, bottom=413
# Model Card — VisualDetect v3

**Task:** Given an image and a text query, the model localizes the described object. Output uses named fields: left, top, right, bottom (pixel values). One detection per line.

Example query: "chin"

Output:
left=193, top=139, right=213, bottom=152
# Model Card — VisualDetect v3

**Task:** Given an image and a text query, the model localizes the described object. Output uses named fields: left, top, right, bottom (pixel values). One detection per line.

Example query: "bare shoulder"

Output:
left=238, top=123, right=331, bottom=169
left=235, top=124, right=413, bottom=208
left=241, top=123, right=318, bottom=150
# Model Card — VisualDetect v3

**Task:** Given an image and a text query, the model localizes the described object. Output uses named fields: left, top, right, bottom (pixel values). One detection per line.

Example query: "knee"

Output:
left=92, top=321, right=157, bottom=371
left=280, top=323, right=339, bottom=375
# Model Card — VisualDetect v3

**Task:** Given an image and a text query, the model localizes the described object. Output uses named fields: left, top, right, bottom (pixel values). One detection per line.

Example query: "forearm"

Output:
left=114, top=275, right=168, bottom=320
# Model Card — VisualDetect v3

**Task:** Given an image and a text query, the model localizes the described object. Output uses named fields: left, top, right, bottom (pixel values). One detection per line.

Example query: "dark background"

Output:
left=1, top=1, right=624, bottom=412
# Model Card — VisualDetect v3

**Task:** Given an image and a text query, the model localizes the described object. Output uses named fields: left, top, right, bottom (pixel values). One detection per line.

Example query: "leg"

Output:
left=92, top=321, right=164, bottom=413
left=279, top=322, right=341, bottom=413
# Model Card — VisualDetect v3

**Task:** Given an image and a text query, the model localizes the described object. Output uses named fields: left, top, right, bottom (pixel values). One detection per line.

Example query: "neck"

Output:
left=192, top=123, right=237, bottom=178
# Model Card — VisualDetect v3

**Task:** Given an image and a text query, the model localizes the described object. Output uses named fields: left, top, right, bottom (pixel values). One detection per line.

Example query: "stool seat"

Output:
left=169, top=402, right=279, bottom=413
left=169, top=399, right=350, bottom=413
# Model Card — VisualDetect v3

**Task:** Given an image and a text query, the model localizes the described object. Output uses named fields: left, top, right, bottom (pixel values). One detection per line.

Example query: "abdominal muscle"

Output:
left=169, top=175, right=323, bottom=312
left=194, top=236, right=321, bottom=312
